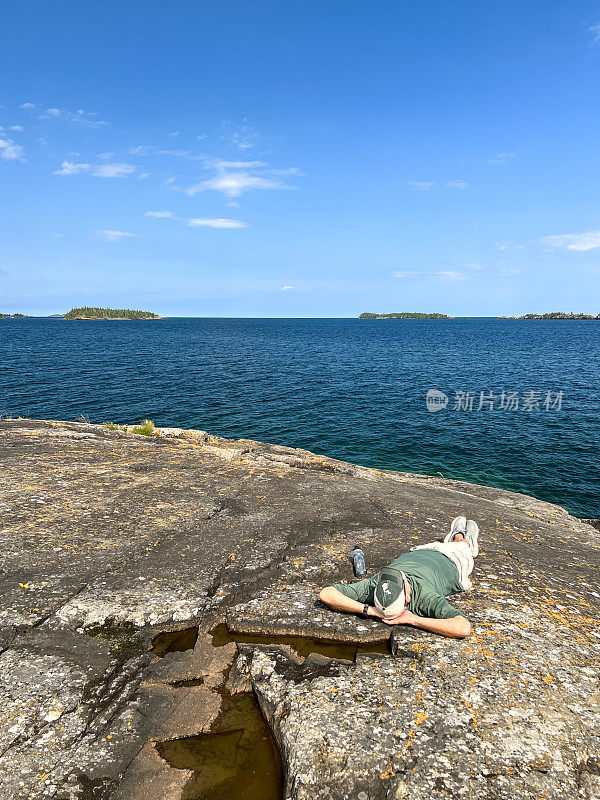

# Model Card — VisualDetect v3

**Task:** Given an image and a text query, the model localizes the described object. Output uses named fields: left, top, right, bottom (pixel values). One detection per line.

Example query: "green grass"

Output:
left=102, top=422, right=121, bottom=430
left=131, top=419, right=155, bottom=436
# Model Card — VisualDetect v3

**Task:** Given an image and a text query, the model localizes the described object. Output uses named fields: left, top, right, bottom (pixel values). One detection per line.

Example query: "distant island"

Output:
left=499, top=312, right=600, bottom=320
left=0, top=313, right=29, bottom=319
left=359, top=312, right=451, bottom=319
left=64, top=307, right=162, bottom=320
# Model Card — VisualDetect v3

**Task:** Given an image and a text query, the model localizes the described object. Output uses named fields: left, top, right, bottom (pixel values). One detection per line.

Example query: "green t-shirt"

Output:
left=333, top=549, right=466, bottom=619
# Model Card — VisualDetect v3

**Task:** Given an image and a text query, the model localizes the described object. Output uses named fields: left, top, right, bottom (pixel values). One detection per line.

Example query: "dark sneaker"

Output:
left=443, top=515, right=467, bottom=543
left=465, top=519, right=479, bottom=557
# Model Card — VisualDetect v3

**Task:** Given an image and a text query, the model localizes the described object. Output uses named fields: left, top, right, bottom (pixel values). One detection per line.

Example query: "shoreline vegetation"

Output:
left=499, top=312, right=600, bottom=320
left=359, top=312, right=451, bottom=319
left=0, top=313, right=30, bottom=318
left=63, top=307, right=162, bottom=320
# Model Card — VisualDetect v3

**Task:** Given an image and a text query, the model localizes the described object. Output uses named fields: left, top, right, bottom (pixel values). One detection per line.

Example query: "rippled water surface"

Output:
left=1, top=317, right=598, bottom=516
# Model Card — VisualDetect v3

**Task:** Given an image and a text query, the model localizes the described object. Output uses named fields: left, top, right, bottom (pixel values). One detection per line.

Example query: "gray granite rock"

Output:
left=0, top=418, right=599, bottom=799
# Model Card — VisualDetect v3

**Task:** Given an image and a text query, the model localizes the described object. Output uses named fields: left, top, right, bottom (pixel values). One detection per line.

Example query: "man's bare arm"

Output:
left=319, top=585, right=373, bottom=615
left=377, top=608, right=471, bottom=638
left=319, top=586, right=471, bottom=638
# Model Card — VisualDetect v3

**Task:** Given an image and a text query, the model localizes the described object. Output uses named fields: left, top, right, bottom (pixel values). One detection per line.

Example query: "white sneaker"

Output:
left=443, top=516, right=467, bottom=543
left=465, top=519, right=479, bottom=557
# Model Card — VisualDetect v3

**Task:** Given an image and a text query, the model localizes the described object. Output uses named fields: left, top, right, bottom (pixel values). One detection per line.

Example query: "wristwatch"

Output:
left=362, top=603, right=370, bottom=617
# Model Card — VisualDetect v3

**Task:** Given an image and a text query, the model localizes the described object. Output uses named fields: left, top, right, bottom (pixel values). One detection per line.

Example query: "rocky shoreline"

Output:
left=1, top=418, right=599, bottom=800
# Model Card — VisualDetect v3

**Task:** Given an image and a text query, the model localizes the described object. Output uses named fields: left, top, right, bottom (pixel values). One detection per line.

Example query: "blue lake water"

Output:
left=1, top=317, right=598, bottom=517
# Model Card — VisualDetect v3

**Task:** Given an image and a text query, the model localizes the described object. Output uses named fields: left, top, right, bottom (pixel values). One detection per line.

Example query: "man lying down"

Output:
left=319, top=516, right=479, bottom=639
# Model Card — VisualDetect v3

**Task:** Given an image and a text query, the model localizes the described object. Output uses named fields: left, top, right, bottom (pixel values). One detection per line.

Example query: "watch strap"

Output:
left=362, top=603, right=370, bottom=617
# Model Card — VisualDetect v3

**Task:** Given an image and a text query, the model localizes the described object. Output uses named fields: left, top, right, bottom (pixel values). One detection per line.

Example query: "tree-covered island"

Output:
left=359, top=312, right=452, bottom=319
left=64, top=307, right=162, bottom=320
left=0, top=313, right=29, bottom=318
left=499, top=312, right=600, bottom=319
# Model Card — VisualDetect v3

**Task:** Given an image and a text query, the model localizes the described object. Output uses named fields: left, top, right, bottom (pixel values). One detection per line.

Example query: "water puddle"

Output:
left=156, top=689, right=283, bottom=800
left=85, top=624, right=144, bottom=662
left=151, top=626, right=199, bottom=657
left=211, top=623, right=390, bottom=661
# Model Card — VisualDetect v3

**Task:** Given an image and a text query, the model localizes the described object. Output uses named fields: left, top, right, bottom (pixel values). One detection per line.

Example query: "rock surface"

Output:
left=0, top=418, right=599, bottom=799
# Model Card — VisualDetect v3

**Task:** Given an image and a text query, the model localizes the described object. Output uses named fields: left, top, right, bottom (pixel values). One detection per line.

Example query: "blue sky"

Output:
left=2, top=0, right=600, bottom=317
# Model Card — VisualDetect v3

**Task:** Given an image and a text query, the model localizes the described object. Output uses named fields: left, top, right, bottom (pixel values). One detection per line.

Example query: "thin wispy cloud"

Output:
left=590, top=22, right=600, bottom=42
left=145, top=210, right=176, bottom=219
left=92, top=162, right=136, bottom=178
left=95, top=230, right=135, bottom=242
left=461, top=262, right=484, bottom=270
left=407, top=180, right=472, bottom=191
left=407, top=180, right=437, bottom=191
left=394, top=270, right=466, bottom=281
left=281, top=285, right=294, bottom=291
left=53, top=160, right=136, bottom=177
left=497, top=241, right=525, bottom=251
left=188, top=218, right=248, bottom=229
left=181, top=160, right=295, bottom=198
left=541, top=230, right=600, bottom=252
left=0, top=138, right=25, bottom=161
left=19, top=102, right=35, bottom=109
left=53, top=161, right=90, bottom=175
left=129, top=144, right=204, bottom=160
left=501, top=268, right=520, bottom=275
left=39, top=106, right=106, bottom=127
left=446, top=180, right=472, bottom=190
left=227, top=123, right=260, bottom=151
left=9, top=125, right=23, bottom=133
left=488, top=151, right=515, bottom=165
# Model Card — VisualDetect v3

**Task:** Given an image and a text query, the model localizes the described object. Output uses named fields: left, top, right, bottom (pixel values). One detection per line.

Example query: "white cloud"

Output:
left=488, top=151, right=516, bottom=165
left=51, top=232, right=65, bottom=238
left=129, top=145, right=151, bottom=156
left=394, top=270, right=466, bottom=281
left=211, top=159, right=267, bottom=169
left=145, top=210, right=176, bottom=218
left=188, top=218, right=248, bottom=229
left=53, top=161, right=91, bottom=175
left=39, top=106, right=106, bottom=127
left=501, top=268, right=520, bottom=275
left=590, top=22, right=600, bottom=41
left=461, top=262, right=484, bottom=270
left=281, top=285, right=294, bottom=291
left=20, top=102, right=35, bottom=109
left=436, top=270, right=467, bottom=280
left=97, top=152, right=114, bottom=160
left=408, top=180, right=472, bottom=191
left=138, top=172, right=149, bottom=180
left=0, top=138, right=25, bottom=161
left=446, top=181, right=471, bottom=190
left=9, top=125, right=23, bottom=132
left=541, top=230, right=600, bottom=252
left=168, top=131, right=179, bottom=137
left=230, top=124, right=259, bottom=151
left=95, top=230, right=135, bottom=242
left=497, top=241, right=525, bottom=251
left=92, top=163, right=136, bottom=178
left=186, top=172, right=287, bottom=197
left=407, top=180, right=437, bottom=191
